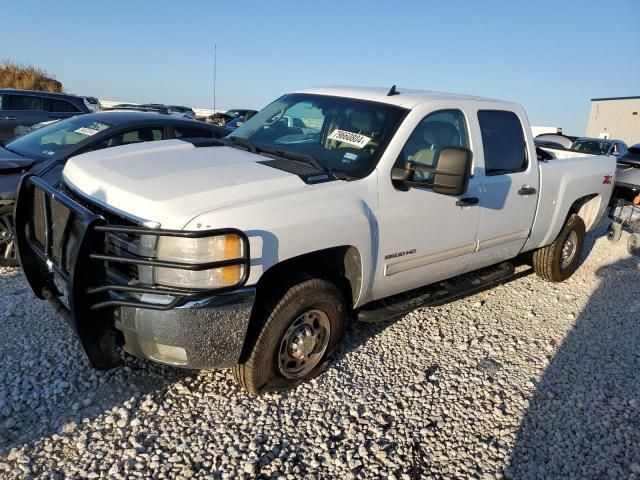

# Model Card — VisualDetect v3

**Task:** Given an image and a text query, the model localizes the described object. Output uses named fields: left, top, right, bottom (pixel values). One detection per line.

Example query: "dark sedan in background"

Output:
left=0, top=111, right=215, bottom=265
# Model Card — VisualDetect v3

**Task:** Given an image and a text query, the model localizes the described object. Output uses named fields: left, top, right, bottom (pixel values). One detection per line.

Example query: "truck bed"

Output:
left=523, top=148, right=615, bottom=252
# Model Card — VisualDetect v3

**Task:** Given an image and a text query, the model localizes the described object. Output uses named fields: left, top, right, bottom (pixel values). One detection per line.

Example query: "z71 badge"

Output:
left=385, top=249, right=417, bottom=260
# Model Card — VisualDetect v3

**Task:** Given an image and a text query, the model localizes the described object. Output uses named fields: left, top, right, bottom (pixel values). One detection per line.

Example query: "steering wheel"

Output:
left=264, top=110, right=285, bottom=126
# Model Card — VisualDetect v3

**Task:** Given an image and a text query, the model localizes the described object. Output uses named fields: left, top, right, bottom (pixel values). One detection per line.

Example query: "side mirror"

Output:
left=391, top=147, right=473, bottom=196
left=432, top=147, right=473, bottom=196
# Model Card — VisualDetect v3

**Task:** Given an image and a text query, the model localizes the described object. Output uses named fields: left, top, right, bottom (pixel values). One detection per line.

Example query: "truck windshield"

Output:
left=5, top=117, right=111, bottom=160
left=229, top=93, right=408, bottom=179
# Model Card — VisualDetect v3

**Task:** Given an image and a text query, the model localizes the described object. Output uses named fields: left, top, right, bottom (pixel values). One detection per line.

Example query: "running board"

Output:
left=357, top=262, right=533, bottom=323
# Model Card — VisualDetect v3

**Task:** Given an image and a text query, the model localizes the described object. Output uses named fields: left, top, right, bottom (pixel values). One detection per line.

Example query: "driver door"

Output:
left=373, top=109, right=482, bottom=300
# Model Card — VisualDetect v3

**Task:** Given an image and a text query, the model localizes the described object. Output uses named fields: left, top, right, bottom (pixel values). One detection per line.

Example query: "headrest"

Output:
left=349, top=109, right=377, bottom=133
left=422, top=121, right=459, bottom=146
left=138, top=129, right=155, bottom=142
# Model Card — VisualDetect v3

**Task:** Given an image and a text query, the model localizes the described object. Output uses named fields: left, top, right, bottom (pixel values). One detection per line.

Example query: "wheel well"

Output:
left=568, top=194, right=600, bottom=230
left=256, top=246, right=362, bottom=309
left=238, top=246, right=362, bottom=363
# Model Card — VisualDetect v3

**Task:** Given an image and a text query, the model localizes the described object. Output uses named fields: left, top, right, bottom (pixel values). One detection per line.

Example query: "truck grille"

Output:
left=16, top=175, right=251, bottom=314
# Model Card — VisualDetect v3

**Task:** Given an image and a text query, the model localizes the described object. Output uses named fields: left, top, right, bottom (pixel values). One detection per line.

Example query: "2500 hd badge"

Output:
left=385, top=249, right=417, bottom=260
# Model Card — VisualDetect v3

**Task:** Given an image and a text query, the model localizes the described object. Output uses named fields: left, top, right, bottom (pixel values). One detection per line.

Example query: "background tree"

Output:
left=0, top=59, right=62, bottom=92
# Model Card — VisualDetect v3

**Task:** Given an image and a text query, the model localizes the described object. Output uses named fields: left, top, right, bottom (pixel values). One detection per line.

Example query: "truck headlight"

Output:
left=154, top=234, right=245, bottom=289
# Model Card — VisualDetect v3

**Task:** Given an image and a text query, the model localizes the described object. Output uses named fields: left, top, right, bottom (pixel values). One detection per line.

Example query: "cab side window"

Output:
left=478, top=110, right=527, bottom=175
left=397, top=110, right=469, bottom=181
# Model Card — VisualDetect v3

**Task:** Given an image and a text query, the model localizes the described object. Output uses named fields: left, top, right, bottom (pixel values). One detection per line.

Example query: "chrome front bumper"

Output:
left=116, top=287, right=256, bottom=369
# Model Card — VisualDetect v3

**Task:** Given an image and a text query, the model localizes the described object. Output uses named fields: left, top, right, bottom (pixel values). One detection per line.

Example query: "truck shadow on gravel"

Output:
left=505, top=247, right=640, bottom=478
left=0, top=337, right=192, bottom=456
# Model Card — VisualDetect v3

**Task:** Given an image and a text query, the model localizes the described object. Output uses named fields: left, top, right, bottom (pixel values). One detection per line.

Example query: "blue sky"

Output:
left=3, top=0, right=639, bottom=133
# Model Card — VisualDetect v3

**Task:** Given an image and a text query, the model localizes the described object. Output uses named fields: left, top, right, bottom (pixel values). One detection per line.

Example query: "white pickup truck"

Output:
left=15, top=86, right=616, bottom=394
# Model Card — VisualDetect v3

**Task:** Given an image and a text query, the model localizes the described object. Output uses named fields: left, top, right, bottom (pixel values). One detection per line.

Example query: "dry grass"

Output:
left=0, top=59, right=62, bottom=92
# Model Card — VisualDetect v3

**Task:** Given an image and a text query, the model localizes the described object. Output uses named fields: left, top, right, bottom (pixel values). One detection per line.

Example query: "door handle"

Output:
left=456, top=197, right=479, bottom=207
left=518, top=185, right=537, bottom=196
left=4, top=116, right=16, bottom=120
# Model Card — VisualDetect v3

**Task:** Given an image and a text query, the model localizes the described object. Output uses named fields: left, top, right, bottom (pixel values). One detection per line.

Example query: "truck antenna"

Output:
left=213, top=44, right=217, bottom=114
left=387, top=84, right=400, bottom=96
left=212, top=43, right=217, bottom=138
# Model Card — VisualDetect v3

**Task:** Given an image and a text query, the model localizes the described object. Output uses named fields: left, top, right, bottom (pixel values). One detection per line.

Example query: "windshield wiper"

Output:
left=227, top=136, right=258, bottom=153
left=273, top=149, right=326, bottom=172
left=273, top=149, right=355, bottom=181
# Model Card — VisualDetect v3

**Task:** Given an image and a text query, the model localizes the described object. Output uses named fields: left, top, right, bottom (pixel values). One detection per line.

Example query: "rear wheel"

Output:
left=606, top=222, right=623, bottom=243
left=533, top=214, right=585, bottom=282
left=232, top=277, right=345, bottom=395
left=0, top=206, right=18, bottom=267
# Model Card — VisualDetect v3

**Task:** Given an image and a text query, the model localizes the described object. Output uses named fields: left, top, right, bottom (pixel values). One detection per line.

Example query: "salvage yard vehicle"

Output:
left=571, top=137, right=628, bottom=157
left=14, top=86, right=616, bottom=394
left=0, top=111, right=215, bottom=265
left=607, top=144, right=640, bottom=252
left=0, top=89, right=95, bottom=142
left=206, top=109, right=258, bottom=126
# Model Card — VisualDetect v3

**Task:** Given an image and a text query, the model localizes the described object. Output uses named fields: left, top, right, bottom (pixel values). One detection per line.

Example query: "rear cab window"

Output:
left=477, top=110, right=527, bottom=175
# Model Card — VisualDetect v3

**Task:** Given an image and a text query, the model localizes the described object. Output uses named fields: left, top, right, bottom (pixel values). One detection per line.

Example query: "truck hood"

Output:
left=63, top=140, right=308, bottom=229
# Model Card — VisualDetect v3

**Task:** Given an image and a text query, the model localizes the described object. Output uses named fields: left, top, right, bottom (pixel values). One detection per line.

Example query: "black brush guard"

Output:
left=15, top=174, right=250, bottom=368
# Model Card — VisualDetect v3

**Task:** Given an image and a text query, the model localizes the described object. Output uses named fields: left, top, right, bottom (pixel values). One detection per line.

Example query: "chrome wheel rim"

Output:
left=561, top=230, right=577, bottom=269
left=278, top=309, right=330, bottom=379
left=0, top=213, right=16, bottom=261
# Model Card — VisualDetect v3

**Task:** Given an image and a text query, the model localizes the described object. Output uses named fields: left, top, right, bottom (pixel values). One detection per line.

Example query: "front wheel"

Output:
left=606, top=222, right=623, bottom=243
left=0, top=206, right=18, bottom=267
left=533, top=214, right=585, bottom=282
left=232, top=277, right=345, bottom=395
left=628, top=234, right=640, bottom=256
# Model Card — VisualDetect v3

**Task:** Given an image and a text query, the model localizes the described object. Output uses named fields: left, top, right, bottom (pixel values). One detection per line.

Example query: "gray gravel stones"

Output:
left=1, top=226, right=639, bottom=478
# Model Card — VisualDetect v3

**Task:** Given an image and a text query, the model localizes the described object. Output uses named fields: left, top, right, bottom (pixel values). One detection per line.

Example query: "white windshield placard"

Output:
left=74, top=127, right=100, bottom=136
left=328, top=129, right=371, bottom=149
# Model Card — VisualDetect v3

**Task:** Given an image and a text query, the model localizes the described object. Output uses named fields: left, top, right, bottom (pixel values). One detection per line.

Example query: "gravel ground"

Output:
left=1, top=226, right=639, bottom=479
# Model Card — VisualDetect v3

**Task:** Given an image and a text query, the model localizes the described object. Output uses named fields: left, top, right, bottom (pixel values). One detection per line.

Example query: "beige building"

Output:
left=586, top=96, right=640, bottom=146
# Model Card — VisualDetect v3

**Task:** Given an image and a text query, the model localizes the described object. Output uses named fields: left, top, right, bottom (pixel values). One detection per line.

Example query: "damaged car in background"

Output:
left=0, top=112, right=215, bottom=265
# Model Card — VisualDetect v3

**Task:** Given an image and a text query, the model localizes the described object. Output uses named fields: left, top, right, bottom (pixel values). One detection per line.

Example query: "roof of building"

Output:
left=591, top=96, right=640, bottom=102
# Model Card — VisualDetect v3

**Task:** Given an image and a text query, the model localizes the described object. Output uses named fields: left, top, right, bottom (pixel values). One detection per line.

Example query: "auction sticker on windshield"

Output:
left=328, top=129, right=371, bottom=149
left=74, top=122, right=109, bottom=137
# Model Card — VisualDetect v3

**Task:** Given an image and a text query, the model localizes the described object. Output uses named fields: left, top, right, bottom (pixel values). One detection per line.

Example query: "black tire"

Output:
left=627, top=234, right=640, bottom=256
left=0, top=205, right=18, bottom=267
left=232, top=277, right=345, bottom=395
left=606, top=221, right=623, bottom=243
left=533, top=214, right=585, bottom=282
